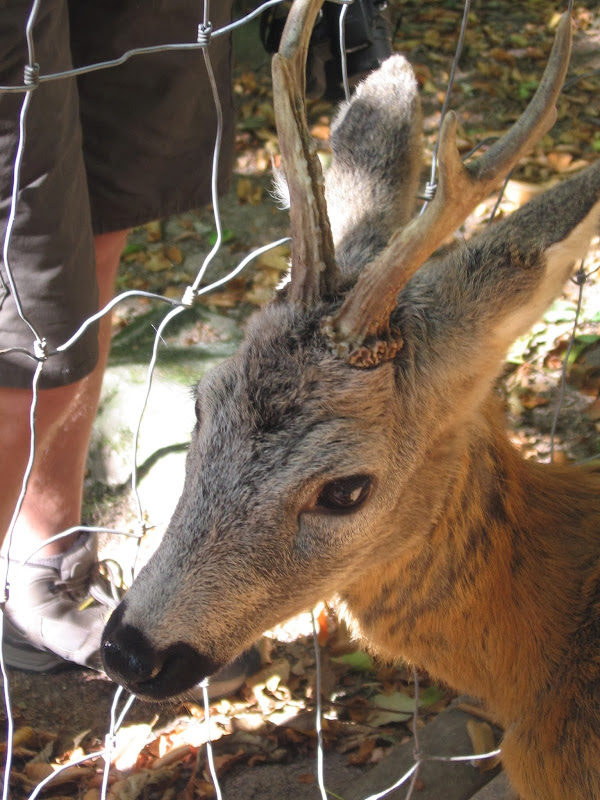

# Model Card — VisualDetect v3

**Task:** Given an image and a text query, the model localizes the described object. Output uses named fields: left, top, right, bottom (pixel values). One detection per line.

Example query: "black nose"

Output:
left=102, top=601, right=220, bottom=700
left=101, top=602, right=160, bottom=683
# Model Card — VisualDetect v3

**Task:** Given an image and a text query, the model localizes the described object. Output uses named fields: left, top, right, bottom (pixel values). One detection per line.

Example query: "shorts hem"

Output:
left=0, top=353, right=99, bottom=390
left=90, top=177, right=233, bottom=235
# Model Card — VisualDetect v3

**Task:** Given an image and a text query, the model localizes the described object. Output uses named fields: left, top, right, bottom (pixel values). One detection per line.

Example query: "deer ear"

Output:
left=324, top=55, right=423, bottom=286
left=401, top=162, right=600, bottom=369
left=494, top=173, right=600, bottom=345
left=474, top=164, right=600, bottom=350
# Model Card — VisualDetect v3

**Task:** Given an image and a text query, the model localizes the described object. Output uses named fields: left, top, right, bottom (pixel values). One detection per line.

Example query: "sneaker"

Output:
left=1, top=533, right=121, bottom=672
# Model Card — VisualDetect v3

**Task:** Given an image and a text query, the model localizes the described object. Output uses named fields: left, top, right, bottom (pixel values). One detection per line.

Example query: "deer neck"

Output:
left=338, top=398, right=596, bottom=725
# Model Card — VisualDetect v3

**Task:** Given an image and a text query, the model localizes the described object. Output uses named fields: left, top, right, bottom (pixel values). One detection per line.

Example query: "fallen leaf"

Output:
left=165, top=245, right=183, bottom=265
left=370, top=746, right=390, bottom=764
left=369, top=685, right=445, bottom=727
left=256, top=244, right=290, bottom=272
left=151, top=744, right=192, bottom=770
left=236, top=178, right=264, bottom=205
left=33, top=765, right=95, bottom=789
left=112, top=723, right=154, bottom=771
left=210, top=750, right=245, bottom=778
left=331, top=651, right=375, bottom=673
left=546, top=151, right=573, bottom=172
left=24, top=762, right=54, bottom=782
left=247, top=754, right=268, bottom=767
left=144, top=220, right=162, bottom=243
left=519, top=392, right=551, bottom=410
left=466, top=719, right=500, bottom=771
left=548, top=11, right=562, bottom=29
left=489, top=48, right=516, bottom=65
left=248, top=659, right=291, bottom=692
left=585, top=397, right=600, bottom=422
left=111, top=768, right=177, bottom=800
left=543, top=299, right=577, bottom=324
left=208, top=228, right=234, bottom=246
left=203, top=277, right=247, bottom=308
left=310, top=123, right=330, bottom=140
left=193, top=778, right=217, bottom=797
left=347, top=737, right=376, bottom=766
left=121, top=243, right=146, bottom=259
left=315, top=604, right=329, bottom=647
left=163, top=286, right=184, bottom=300
left=144, top=251, right=173, bottom=273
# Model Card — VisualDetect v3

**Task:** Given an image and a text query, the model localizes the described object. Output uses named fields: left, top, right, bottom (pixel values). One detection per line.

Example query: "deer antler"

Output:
left=272, top=0, right=339, bottom=306
left=322, top=12, right=573, bottom=367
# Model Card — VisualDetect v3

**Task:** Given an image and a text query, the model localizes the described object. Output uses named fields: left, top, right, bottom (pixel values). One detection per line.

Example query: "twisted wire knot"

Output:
left=197, top=22, right=212, bottom=46
left=422, top=182, right=437, bottom=202
left=23, top=63, right=40, bottom=87
left=572, top=266, right=587, bottom=287
left=33, top=337, right=48, bottom=360
left=134, top=519, right=149, bottom=540
left=181, top=286, right=196, bottom=307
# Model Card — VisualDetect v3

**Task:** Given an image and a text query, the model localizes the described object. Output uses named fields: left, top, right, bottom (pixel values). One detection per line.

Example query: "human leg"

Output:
left=0, top=231, right=127, bottom=671
left=0, top=230, right=127, bottom=559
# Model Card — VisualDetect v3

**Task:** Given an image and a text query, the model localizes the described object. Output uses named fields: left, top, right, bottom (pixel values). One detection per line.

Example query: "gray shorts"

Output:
left=0, top=0, right=235, bottom=388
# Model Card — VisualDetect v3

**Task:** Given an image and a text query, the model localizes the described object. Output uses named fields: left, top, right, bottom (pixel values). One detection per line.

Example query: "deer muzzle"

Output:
left=101, top=599, right=221, bottom=700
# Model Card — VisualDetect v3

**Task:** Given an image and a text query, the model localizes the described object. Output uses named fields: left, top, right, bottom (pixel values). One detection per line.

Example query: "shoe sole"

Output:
left=2, top=638, right=65, bottom=672
left=2, top=616, right=66, bottom=672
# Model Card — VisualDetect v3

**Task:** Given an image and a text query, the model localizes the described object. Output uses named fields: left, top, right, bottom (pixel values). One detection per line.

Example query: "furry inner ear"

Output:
left=324, top=55, right=423, bottom=285
left=270, top=161, right=291, bottom=211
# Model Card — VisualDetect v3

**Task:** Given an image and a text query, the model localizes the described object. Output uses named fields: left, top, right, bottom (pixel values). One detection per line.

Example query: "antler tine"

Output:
left=324, top=11, right=573, bottom=367
left=272, top=0, right=339, bottom=307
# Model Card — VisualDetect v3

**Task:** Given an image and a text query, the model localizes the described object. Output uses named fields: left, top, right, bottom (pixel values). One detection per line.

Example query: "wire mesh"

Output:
left=0, top=0, right=597, bottom=798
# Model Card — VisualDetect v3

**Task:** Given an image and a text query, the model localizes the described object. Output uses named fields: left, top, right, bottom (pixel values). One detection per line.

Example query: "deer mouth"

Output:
left=101, top=602, right=221, bottom=701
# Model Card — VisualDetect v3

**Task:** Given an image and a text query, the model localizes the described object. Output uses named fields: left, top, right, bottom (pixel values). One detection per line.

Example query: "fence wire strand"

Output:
left=0, top=0, right=595, bottom=798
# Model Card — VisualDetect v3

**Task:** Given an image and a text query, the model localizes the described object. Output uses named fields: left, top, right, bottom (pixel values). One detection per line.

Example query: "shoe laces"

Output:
left=54, top=558, right=124, bottom=611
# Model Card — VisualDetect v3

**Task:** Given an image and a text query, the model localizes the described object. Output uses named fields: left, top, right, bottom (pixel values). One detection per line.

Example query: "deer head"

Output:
left=101, top=0, right=600, bottom=703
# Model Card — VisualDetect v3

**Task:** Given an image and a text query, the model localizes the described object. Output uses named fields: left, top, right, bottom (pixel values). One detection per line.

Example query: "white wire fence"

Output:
left=0, top=0, right=597, bottom=798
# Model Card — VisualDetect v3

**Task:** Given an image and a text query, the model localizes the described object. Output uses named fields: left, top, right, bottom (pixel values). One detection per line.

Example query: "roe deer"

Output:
left=102, top=2, right=600, bottom=797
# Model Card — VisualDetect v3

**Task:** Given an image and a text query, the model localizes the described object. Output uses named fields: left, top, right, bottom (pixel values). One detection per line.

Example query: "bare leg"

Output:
left=0, top=230, right=128, bottom=559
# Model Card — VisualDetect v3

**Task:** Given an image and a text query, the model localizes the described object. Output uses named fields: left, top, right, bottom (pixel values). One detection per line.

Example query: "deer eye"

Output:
left=315, top=475, right=372, bottom=514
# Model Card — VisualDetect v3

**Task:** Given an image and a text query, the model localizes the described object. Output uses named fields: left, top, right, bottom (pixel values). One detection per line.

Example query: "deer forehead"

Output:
left=194, top=307, right=401, bottom=481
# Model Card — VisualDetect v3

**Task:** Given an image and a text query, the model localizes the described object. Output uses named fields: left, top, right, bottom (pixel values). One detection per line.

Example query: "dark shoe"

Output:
left=260, top=0, right=393, bottom=101
left=189, top=645, right=262, bottom=702
left=260, top=1, right=333, bottom=100
left=323, top=0, right=394, bottom=100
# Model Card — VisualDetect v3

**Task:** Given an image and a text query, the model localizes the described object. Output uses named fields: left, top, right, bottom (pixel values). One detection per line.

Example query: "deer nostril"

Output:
left=101, top=603, right=164, bottom=686
left=102, top=633, right=162, bottom=683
